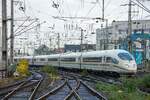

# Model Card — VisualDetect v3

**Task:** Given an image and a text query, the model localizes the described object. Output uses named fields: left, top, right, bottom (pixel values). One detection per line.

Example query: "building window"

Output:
left=83, top=57, right=102, bottom=62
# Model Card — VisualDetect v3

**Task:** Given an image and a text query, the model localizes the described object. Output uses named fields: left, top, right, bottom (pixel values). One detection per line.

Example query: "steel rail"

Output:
left=28, top=75, right=44, bottom=100
left=1, top=72, right=42, bottom=100
left=80, top=80, right=108, bottom=100
left=64, top=79, right=81, bottom=100
left=2, top=80, right=28, bottom=100
left=37, top=79, right=67, bottom=100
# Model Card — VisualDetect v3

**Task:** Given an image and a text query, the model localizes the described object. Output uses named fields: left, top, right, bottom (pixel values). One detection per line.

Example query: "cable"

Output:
left=132, top=0, right=150, bottom=14
left=15, top=19, right=38, bottom=35
left=14, top=16, right=30, bottom=32
left=85, top=3, right=96, bottom=17
left=15, top=21, right=46, bottom=37
left=135, top=0, right=150, bottom=12
left=104, top=0, right=111, bottom=10
left=65, top=0, right=72, bottom=17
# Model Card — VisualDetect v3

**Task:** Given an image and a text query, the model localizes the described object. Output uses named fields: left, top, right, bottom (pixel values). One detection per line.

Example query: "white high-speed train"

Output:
left=14, top=49, right=137, bottom=74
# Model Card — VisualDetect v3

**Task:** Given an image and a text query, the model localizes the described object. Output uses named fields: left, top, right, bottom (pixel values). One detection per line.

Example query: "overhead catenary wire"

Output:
left=131, top=0, right=150, bottom=14
left=135, top=0, right=150, bottom=13
left=14, top=21, right=46, bottom=37
left=85, top=3, right=96, bottom=17
left=104, top=0, right=111, bottom=10
left=14, top=16, right=30, bottom=32
left=15, top=18, right=39, bottom=35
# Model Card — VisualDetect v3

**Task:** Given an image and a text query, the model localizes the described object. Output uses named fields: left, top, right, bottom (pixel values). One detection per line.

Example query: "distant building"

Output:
left=64, top=44, right=96, bottom=53
left=96, top=20, right=150, bottom=65
left=64, top=45, right=80, bottom=52
left=81, top=44, right=96, bottom=51
left=54, top=48, right=64, bottom=53
left=96, top=20, right=150, bottom=50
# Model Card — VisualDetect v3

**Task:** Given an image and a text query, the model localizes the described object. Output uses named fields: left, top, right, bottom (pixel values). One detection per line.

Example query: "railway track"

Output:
left=37, top=73, right=107, bottom=100
left=0, top=70, right=110, bottom=100
left=81, top=74, right=122, bottom=85
left=0, top=72, right=44, bottom=100
left=59, top=70, right=122, bottom=85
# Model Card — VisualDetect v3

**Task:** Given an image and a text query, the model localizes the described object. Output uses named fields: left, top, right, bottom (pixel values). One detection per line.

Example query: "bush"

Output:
left=80, top=69, right=88, bottom=76
left=95, top=80, right=150, bottom=100
left=41, top=65, right=58, bottom=77
left=8, top=64, right=17, bottom=73
left=139, top=74, right=150, bottom=88
left=16, top=59, right=29, bottom=76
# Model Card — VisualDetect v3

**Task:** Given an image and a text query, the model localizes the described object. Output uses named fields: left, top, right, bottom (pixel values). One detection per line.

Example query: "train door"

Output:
left=79, top=55, right=82, bottom=70
left=101, top=56, right=106, bottom=70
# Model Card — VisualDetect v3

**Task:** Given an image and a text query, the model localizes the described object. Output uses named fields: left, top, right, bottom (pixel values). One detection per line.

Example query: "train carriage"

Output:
left=14, top=49, right=137, bottom=74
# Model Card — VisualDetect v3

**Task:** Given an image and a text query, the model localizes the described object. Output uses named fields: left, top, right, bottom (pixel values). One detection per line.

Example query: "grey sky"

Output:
left=1, top=0, right=150, bottom=47
left=22, top=0, right=150, bottom=31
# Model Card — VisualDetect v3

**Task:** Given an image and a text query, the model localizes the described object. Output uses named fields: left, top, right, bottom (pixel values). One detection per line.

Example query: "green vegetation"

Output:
left=8, top=64, right=17, bottom=73
left=80, top=69, right=88, bottom=76
left=16, top=59, right=30, bottom=77
left=96, top=74, right=150, bottom=100
left=139, top=74, right=150, bottom=88
left=41, top=65, right=59, bottom=79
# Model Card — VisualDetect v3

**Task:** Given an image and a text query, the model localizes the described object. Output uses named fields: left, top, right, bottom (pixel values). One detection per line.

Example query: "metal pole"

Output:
left=49, top=38, right=52, bottom=51
left=105, top=19, right=108, bottom=50
left=80, top=29, right=83, bottom=52
left=80, top=28, right=84, bottom=70
left=102, top=0, right=104, bottom=20
left=10, top=0, right=14, bottom=64
left=57, top=33, right=60, bottom=53
left=2, top=0, right=8, bottom=77
left=128, top=0, right=132, bottom=53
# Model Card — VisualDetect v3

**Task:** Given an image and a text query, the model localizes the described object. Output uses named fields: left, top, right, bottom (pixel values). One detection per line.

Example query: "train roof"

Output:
left=81, top=49, right=129, bottom=57
left=14, top=49, right=130, bottom=59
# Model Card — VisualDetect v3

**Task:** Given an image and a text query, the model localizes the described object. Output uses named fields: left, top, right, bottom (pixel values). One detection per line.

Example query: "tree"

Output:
left=34, top=45, right=51, bottom=55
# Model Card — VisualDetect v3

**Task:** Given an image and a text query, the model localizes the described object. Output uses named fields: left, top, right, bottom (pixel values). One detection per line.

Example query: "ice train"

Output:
left=14, top=49, right=137, bottom=74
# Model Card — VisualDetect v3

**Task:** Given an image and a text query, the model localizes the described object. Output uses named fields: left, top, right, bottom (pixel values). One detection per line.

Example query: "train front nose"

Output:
left=129, top=61, right=137, bottom=73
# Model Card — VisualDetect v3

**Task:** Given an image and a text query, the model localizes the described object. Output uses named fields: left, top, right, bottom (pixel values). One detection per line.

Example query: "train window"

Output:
left=61, top=58, right=76, bottom=62
left=33, top=59, right=36, bottom=61
left=83, top=57, right=102, bottom=62
left=118, top=53, right=133, bottom=61
left=48, top=58, right=58, bottom=61
left=40, top=58, right=45, bottom=61
left=106, top=57, right=112, bottom=63
left=106, top=57, right=119, bottom=64
left=112, top=58, right=119, bottom=64
left=14, top=59, right=17, bottom=62
left=27, top=59, right=30, bottom=62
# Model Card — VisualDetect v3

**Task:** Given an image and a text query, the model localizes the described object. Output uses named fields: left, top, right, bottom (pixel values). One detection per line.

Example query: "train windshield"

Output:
left=118, top=53, right=133, bottom=61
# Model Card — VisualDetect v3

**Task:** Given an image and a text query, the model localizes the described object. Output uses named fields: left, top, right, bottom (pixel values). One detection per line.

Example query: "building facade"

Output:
left=96, top=20, right=150, bottom=64
left=64, top=44, right=96, bottom=53
left=96, top=20, right=150, bottom=50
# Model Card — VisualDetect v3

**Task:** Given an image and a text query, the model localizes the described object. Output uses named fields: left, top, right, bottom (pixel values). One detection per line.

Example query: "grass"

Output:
left=95, top=74, right=150, bottom=100
left=139, top=74, right=150, bottom=88
left=41, top=65, right=59, bottom=80
left=80, top=69, right=88, bottom=76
